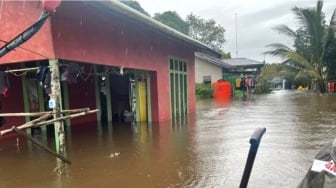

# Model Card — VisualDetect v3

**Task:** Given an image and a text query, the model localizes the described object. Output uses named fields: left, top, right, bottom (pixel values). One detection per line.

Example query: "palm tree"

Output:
left=265, top=0, right=336, bottom=93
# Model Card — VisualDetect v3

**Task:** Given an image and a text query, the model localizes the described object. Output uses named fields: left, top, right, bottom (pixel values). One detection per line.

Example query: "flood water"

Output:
left=1, top=91, right=336, bottom=188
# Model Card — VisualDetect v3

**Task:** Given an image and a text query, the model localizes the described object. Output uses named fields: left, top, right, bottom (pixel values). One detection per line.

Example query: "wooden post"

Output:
left=146, top=72, right=152, bottom=122
left=105, top=67, right=113, bottom=123
left=49, top=59, right=67, bottom=174
left=20, top=65, right=31, bottom=133
left=35, top=62, right=48, bottom=141
left=94, top=65, right=102, bottom=124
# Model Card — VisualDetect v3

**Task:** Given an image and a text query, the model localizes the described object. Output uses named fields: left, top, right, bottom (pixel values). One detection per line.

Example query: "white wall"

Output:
left=195, top=58, right=222, bottom=84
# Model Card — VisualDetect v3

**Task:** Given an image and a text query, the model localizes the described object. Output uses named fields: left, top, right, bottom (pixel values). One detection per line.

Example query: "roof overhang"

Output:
left=88, top=0, right=222, bottom=58
left=195, top=52, right=233, bottom=69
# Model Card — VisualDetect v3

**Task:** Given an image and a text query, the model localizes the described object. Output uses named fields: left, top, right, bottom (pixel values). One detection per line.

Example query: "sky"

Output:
left=136, top=0, right=336, bottom=63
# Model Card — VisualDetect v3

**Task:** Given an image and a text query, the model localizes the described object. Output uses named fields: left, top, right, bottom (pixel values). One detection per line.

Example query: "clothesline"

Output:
left=3, top=65, right=111, bottom=75
left=2, top=64, right=130, bottom=84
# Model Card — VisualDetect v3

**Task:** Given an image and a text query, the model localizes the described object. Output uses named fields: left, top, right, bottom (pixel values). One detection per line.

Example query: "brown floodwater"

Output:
left=1, top=90, right=336, bottom=188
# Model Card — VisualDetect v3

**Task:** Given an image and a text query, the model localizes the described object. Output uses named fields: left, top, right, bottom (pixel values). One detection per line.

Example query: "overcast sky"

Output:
left=136, top=0, right=336, bottom=63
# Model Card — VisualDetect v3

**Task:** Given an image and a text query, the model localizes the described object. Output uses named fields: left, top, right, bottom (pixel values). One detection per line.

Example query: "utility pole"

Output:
left=235, top=13, right=239, bottom=58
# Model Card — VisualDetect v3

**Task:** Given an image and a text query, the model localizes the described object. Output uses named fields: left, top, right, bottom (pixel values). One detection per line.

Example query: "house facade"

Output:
left=195, top=52, right=233, bottom=84
left=0, top=0, right=219, bottom=132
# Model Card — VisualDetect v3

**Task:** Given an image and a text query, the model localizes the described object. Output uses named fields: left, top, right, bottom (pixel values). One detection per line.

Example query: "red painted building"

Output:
left=0, top=0, right=220, bottom=130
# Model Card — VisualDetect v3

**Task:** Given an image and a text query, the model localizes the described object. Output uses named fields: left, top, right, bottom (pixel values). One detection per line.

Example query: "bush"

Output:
left=196, top=83, right=213, bottom=98
left=254, top=79, right=272, bottom=94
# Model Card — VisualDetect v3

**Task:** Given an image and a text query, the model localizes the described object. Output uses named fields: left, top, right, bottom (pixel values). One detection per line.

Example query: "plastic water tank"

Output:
left=213, top=80, right=231, bottom=99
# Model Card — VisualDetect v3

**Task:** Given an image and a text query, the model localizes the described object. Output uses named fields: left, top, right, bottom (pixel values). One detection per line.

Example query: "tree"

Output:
left=186, top=13, right=226, bottom=52
left=265, top=0, right=336, bottom=93
left=120, top=0, right=150, bottom=16
left=221, top=51, right=231, bottom=58
left=153, top=11, right=189, bottom=35
left=121, top=1, right=230, bottom=56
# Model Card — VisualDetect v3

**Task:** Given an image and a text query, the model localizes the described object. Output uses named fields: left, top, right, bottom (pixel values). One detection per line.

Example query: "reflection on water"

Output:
left=1, top=91, right=336, bottom=187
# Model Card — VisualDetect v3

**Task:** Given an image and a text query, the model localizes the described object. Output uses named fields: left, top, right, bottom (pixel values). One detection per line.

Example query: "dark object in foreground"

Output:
left=298, top=141, right=336, bottom=188
left=239, top=127, right=266, bottom=188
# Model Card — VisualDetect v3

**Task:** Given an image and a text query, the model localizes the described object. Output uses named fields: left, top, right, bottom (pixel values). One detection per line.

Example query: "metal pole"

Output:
left=239, top=127, right=266, bottom=188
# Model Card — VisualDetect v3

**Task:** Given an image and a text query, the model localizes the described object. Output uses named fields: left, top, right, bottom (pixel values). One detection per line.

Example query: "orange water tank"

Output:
left=213, top=80, right=231, bottom=99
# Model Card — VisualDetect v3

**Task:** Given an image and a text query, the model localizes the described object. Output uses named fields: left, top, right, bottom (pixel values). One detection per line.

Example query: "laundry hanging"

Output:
left=36, top=65, right=49, bottom=87
left=43, top=72, right=51, bottom=95
left=35, top=65, right=52, bottom=95
left=61, top=63, right=79, bottom=84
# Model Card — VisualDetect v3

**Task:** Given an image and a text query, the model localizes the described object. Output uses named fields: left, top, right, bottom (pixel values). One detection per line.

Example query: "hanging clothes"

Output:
left=61, top=63, right=79, bottom=84
left=36, top=66, right=49, bottom=87
left=43, top=72, right=51, bottom=95
left=0, top=71, right=10, bottom=96
left=235, top=78, right=241, bottom=89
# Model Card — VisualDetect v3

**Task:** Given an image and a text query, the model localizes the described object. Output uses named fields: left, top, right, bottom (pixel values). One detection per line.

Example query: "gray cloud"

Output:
left=138, top=0, right=336, bottom=63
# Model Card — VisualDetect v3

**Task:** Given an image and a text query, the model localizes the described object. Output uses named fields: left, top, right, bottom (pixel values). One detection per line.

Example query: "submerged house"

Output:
left=0, top=0, right=220, bottom=133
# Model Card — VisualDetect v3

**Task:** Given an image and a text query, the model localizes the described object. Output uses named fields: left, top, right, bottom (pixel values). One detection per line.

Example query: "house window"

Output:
left=169, top=57, right=188, bottom=118
left=203, top=75, right=212, bottom=84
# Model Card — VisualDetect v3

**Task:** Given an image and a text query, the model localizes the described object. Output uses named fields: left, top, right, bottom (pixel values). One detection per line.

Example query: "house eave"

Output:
left=90, top=0, right=222, bottom=58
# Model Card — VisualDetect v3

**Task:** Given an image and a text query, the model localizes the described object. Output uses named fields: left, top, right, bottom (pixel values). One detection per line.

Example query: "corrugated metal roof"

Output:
left=90, top=0, right=222, bottom=58
left=222, top=58, right=264, bottom=67
left=195, top=52, right=233, bottom=69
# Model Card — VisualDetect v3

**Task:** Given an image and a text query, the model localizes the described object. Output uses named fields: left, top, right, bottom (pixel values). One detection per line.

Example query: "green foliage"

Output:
left=294, top=28, right=311, bottom=59
left=153, top=11, right=189, bottom=35
left=196, top=83, right=213, bottom=99
left=256, top=63, right=300, bottom=92
left=221, top=51, right=231, bottom=58
left=257, top=64, right=281, bottom=80
left=255, top=64, right=279, bottom=93
left=122, top=1, right=231, bottom=57
left=254, top=79, right=272, bottom=94
left=120, top=0, right=150, bottom=16
left=295, top=71, right=312, bottom=87
left=265, top=0, right=336, bottom=93
left=186, top=13, right=226, bottom=52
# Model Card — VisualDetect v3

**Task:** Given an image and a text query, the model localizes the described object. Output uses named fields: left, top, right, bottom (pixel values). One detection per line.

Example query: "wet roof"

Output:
left=222, top=58, right=264, bottom=67
left=195, top=52, right=233, bottom=69
left=90, top=0, right=222, bottom=58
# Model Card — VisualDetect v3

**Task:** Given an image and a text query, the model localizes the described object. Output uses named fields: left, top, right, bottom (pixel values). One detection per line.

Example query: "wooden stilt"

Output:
left=36, top=62, right=47, bottom=140
left=20, top=65, right=31, bottom=135
left=94, top=65, right=102, bottom=124
left=105, top=67, right=113, bottom=123
left=146, top=72, right=152, bottom=122
left=49, top=58, right=66, bottom=174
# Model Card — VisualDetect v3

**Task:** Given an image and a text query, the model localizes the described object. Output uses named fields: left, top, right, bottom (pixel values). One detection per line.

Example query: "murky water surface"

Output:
left=1, top=91, right=336, bottom=188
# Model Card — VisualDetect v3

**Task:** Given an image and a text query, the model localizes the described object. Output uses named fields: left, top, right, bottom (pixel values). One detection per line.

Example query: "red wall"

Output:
left=0, top=1, right=197, bottom=123
left=0, top=0, right=55, bottom=64
left=65, top=69, right=97, bottom=125
left=0, top=65, right=26, bottom=130
left=50, top=2, right=196, bottom=122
